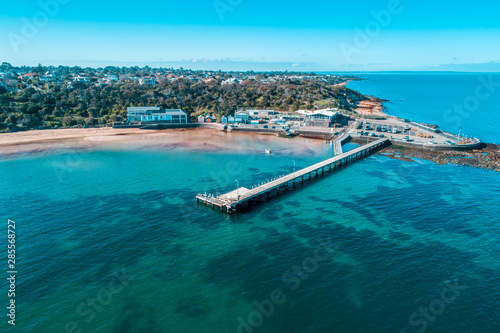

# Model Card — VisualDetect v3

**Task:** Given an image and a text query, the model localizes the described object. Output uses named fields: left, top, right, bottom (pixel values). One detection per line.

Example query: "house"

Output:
left=247, top=110, right=279, bottom=119
left=222, top=78, right=240, bottom=85
left=74, top=75, right=89, bottom=82
left=104, top=75, right=119, bottom=83
left=127, top=107, right=188, bottom=124
left=235, top=111, right=250, bottom=124
left=139, top=77, right=156, bottom=85
left=19, top=73, right=38, bottom=81
left=197, top=116, right=206, bottom=123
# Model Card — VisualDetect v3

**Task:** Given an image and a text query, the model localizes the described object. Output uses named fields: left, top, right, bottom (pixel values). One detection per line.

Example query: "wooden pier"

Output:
left=197, top=138, right=390, bottom=213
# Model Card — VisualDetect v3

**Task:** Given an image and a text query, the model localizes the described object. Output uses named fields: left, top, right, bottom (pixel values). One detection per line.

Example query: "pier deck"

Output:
left=197, top=138, right=390, bottom=213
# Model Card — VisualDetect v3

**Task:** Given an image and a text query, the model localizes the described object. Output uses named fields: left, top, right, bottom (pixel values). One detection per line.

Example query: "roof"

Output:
left=297, top=109, right=338, bottom=117
left=161, top=109, right=187, bottom=116
left=315, top=110, right=338, bottom=117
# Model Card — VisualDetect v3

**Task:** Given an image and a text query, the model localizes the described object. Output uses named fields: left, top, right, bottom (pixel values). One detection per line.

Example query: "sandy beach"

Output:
left=0, top=127, right=328, bottom=157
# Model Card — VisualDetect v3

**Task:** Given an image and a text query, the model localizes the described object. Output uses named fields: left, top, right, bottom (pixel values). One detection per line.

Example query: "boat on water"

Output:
left=265, top=149, right=272, bottom=154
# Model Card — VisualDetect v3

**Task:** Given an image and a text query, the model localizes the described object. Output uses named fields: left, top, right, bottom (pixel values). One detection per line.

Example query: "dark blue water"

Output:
left=1, top=74, right=500, bottom=333
left=346, top=73, right=500, bottom=143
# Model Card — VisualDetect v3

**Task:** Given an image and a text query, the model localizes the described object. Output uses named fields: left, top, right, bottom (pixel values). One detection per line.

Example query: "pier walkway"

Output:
left=197, top=138, right=390, bottom=213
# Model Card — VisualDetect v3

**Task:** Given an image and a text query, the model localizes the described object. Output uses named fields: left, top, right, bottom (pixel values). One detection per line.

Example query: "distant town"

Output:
left=0, top=62, right=367, bottom=133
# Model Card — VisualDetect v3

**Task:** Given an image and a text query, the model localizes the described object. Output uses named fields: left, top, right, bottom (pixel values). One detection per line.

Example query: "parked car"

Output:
left=263, top=125, right=268, bottom=128
left=403, top=136, right=410, bottom=141
left=379, top=134, right=385, bottom=138
left=371, top=133, right=377, bottom=137
left=404, top=125, right=410, bottom=131
left=271, top=126, right=276, bottom=129
left=445, top=140, right=453, bottom=145
left=428, top=140, right=436, bottom=144
left=381, top=127, right=387, bottom=132
left=376, top=126, right=382, bottom=131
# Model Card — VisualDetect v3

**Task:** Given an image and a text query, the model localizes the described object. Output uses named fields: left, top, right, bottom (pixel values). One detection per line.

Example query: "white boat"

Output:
left=265, top=149, right=272, bottom=154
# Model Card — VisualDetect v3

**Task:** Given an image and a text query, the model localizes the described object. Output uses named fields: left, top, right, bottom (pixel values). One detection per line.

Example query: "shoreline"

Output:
left=1, top=127, right=498, bottom=172
left=355, top=96, right=389, bottom=117
left=377, top=142, right=500, bottom=172
left=0, top=127, right=328, bottom=159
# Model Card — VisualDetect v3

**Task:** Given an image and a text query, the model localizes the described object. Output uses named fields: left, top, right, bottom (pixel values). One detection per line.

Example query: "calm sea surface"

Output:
left=1, top=74, right=500, bottom=333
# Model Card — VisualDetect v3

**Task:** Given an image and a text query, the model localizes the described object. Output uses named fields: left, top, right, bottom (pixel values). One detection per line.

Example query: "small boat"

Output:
left=265, top=149, right=272, bottom=154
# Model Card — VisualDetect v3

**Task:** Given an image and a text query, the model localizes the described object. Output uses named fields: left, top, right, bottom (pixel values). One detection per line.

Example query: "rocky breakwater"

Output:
left=380, top=143, right=500, bottom=172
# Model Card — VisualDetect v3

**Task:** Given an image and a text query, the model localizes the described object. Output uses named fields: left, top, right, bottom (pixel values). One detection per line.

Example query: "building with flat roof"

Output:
left=127, top=107, right=188, bottom=124
left=247, top=110, right=279, bottom=118
left=298, top=109, right=339, bottom=127
left=235, top=111, right=250, bottom=124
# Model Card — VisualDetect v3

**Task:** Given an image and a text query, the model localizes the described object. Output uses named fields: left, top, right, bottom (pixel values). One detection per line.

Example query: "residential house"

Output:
left=19, top=73, right=38, bottom=81
left=222, top=78, right=240, bottom=85
left=104, top=75, right=119, bottom=84
left=74, top=75, right=89, bottom=83
left=139, top=77, right=156, bottom=85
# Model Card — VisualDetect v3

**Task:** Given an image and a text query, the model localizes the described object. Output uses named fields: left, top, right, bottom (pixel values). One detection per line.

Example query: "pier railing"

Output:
left=197, top=138, right=390, bottom=213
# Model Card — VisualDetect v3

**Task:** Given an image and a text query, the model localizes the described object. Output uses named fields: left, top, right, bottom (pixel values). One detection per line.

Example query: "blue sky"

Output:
left=1, top=0, right=500, bottom=71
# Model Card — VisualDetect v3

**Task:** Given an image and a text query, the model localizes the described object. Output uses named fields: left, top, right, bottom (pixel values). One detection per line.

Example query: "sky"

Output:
left=1, top=0, right=500, bottom=71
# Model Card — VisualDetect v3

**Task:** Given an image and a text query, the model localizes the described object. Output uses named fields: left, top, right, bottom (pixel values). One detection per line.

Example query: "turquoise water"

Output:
left=1, top=74, right=500, bottom=333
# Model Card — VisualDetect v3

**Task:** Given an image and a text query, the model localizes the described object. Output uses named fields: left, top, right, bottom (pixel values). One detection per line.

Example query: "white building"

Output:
left=297, top=109, right=339, bottom=127
left=222, top=78, right=240, bottom=85
left=104, top=75, right=119, bottom=83
left=74, top=75, right=89, bottom=82
left=139, top=77, right=156, bottom=85
left=247, top=110, right=279, bottom=118
left=127, top=107, right=187, bottom=124
left=235, top=111, right=250, bottom=124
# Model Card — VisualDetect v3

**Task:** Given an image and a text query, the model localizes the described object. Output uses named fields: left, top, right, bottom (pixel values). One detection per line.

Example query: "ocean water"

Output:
left=1, top=74, right=500, bottom=333
left=345, top=73, right=500, bottom=144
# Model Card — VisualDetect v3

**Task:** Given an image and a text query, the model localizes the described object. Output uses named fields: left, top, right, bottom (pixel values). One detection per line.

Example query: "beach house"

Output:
left=127, top=107, right=188, bottom=124
left=139, top=77, right=156, bottom=85
left=247, top=110, right=279, bottom=119
left=235, top=111, right=250, bottom=124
